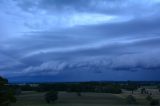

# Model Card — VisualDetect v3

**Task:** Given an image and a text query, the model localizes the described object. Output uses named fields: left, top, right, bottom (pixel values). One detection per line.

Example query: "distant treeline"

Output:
left=6, top=80, right=160, bottom=95
left=9, top=81, right=146, bottom=94
left=11, top=80, right=160, bottom=87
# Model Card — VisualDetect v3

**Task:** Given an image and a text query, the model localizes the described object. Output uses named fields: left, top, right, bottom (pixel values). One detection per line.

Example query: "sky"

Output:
left=0, top=0, right=160, bottom=82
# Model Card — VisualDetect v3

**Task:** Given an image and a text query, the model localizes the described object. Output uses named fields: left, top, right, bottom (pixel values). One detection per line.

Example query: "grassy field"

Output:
left=11, top=91, right=160, bottom=106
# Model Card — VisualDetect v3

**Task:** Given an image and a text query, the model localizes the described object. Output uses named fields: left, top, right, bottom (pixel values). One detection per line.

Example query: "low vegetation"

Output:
left=150, top=99, right=159, bottom=106
left=76, top=92, right=81, bottom=96
left=126, top=95, right=137, bottom=104
left=44, top=90, right=58, bottom=103
left=146, top=95, right=152, bottom=101
left=0, top=76, right=160, bottom=106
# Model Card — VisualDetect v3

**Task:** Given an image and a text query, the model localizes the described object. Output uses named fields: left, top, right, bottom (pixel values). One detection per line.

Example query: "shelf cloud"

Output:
left=0, top=0, right=160, bottom=82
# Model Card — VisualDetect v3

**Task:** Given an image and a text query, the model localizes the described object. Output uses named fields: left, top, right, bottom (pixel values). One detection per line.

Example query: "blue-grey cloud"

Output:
left=0, top=0, right=160, bottom=81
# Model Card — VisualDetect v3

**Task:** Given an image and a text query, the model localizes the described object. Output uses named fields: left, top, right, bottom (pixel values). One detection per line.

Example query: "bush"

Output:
left=150, top=99, right=159, bottom=106
left=146, top=95, right=152, bottom=101
left=45, top=90, right=58, bottom=103
left=126, top=95, right=136, bottom=104
left=77, top=92, right=81, bottom=96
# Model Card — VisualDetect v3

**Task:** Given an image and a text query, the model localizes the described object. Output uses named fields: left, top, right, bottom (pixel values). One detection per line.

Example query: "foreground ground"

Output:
left=11, top=91, right=160, bottom=106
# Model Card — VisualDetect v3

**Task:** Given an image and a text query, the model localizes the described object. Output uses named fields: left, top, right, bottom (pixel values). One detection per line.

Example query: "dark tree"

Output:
left=141, top=88, right=146, bottom=94
left=0, top=76, right=16, bottom=106
left=124, top=81, right=139, bottom=94
left=45, top=90, right=58, bottom=104
left=157, top=85, right=160, bottom=92
left=126, top=85, right=138, bottom=94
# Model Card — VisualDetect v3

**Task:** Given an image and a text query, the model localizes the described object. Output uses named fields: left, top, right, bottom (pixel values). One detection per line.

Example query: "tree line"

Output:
left=1, top=76, right=160, bottom=105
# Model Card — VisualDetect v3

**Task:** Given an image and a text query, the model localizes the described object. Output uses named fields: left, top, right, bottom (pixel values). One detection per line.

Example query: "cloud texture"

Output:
left=0, top=0, right=160, bottom=82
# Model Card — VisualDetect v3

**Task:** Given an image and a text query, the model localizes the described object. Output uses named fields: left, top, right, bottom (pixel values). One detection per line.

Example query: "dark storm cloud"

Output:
left=15, top=0, right=124, bottom=13
left=4, top=34, right=160, bottom=78
left=1, top=0, right=160, bottom=81
left=15, top=0, right=160, bottom=16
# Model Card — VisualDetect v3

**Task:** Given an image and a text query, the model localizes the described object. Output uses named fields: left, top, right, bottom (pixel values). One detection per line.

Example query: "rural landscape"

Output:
left=1, top=0, right=160, bottom=106
left=1, top=76, right=160, bottom=106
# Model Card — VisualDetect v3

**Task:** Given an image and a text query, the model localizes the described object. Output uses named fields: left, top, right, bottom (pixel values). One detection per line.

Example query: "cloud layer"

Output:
left=0, top=0, right=160, bottom=81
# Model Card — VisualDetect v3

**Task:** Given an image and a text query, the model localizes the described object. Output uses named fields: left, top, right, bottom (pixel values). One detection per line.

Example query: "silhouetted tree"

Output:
left=157, top=85, right=160, bottom=92
left=45, top=90, right=58, bottom=104
left=126, top=85, right=138, bottom=94
left=141, top=88, right=146, bottom=94
left=0, top=76, right=16, bottom=106
left=123, top=81, right=139, bottom=94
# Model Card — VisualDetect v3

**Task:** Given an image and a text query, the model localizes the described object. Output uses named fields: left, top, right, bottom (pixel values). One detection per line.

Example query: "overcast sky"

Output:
left=1, top=0, right=160, bottom=82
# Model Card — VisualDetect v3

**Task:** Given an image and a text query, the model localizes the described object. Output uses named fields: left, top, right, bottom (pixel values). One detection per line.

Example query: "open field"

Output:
left=11, top=91, right=160, bottom=106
